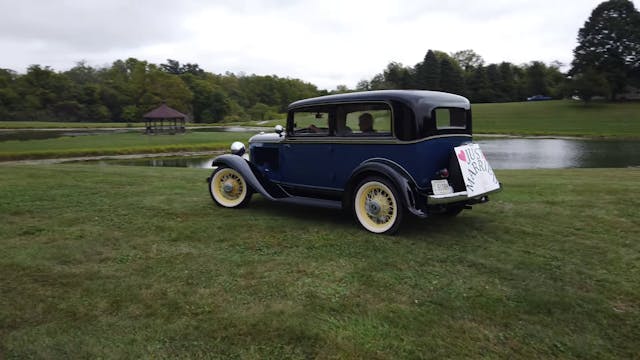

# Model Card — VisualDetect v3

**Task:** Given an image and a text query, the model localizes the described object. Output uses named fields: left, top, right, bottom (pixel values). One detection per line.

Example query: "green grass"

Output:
left=0, top=121, right=225, bottom=129
left=473, top=100, right=640, bottom=138
left=0, top=132, right=252, bottom=160
left=231, top=100, right=640, bottom=138
left=1, top=165, right=638, bottom=358
left=3, top=100, right=640, bottom=138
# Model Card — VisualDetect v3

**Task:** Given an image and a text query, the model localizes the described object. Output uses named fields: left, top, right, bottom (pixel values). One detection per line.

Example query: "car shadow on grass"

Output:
left=244, top=196, right=491, bottom=242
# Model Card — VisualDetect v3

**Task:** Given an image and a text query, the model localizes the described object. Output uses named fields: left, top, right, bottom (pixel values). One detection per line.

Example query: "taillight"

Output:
left=436, top=168, right=449, bottom=179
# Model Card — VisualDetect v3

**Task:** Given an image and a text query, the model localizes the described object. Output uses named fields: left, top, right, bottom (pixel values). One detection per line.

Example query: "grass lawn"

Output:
left=472, top=100, right=640, bottom=138
left=3, top=100, right=640, bottom=140
left=0, top=121, right=141, bottom=129
left=1, top=165, right=638, bottom=358
left=0, top=131, right=253, bottom=161
left=0, top=121, right=224, bottom=129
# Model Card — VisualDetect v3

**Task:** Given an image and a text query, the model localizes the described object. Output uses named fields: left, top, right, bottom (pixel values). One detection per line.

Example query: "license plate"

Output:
left=431, top=179, right=452, bottom=195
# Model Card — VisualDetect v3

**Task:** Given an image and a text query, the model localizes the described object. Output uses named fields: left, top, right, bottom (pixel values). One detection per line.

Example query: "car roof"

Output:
left=288, top=90, right=470, bottom=111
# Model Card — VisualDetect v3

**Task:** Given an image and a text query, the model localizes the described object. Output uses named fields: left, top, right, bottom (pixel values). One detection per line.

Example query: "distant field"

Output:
left=472, top=100, right=640, bottom=138
left=0, top=131, right=252, bottom=160
left=1, top=100, right=639, bottom=161
left=1, top=165, right=638, bottom=358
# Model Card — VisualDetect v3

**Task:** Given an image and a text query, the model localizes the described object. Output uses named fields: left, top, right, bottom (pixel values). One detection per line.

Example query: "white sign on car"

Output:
left=454, top=143, right=500, bottom=197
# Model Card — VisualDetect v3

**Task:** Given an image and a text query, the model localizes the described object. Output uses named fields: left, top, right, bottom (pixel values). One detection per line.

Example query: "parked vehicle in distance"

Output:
left=526, top=94, right=552, bottom=101
left=207, top=90, right=501, bottom=234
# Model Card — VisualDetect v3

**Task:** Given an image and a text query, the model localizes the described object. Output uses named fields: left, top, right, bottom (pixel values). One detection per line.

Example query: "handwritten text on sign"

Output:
left=454, top=143, right=500, bottom=197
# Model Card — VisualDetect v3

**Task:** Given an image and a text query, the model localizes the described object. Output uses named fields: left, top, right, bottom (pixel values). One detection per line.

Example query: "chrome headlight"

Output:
left=274, top=124, right=284, bottom=136
left=230, top=141, right=246, bottom=156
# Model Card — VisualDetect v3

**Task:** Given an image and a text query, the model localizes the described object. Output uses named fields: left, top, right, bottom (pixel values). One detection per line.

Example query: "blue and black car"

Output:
left=208, top=90, right=501, bottom=234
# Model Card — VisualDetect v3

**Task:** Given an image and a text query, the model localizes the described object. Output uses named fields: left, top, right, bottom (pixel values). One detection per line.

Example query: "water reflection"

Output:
left=91, top=156, right=214, bottom=169
left=477, top=139, right=640, bottom=169
left=79, top=138, right=639, bottom=169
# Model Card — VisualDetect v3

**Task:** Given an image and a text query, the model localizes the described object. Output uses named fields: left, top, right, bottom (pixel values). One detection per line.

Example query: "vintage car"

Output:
left=207, top=90, right=501, bottom=234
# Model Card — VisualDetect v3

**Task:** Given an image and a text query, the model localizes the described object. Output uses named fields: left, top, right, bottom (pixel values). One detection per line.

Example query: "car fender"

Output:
left=346, top=158, right=426, bottom=218
left=209, top=154, right=281, bottom=201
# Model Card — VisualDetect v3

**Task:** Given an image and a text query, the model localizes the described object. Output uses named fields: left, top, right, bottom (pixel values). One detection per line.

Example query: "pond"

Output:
left=82, top=138, right=640, bottom=170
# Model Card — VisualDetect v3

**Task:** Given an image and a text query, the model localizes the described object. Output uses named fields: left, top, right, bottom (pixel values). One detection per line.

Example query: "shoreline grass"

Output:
left=0, top=132, right=252, bottom=161
left=1, top=165, right=638, bottom=358
left=0, top=121, right=227, bottom=129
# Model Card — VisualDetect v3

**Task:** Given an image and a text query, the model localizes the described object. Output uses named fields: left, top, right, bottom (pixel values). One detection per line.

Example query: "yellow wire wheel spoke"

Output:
left=354, top=178, right=402, bottom=234
left=210, top=167, right=250, bottom=208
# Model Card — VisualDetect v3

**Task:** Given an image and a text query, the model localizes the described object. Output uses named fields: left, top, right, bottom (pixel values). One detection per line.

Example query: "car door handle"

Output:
left=284, top=144, right=291, bottom=148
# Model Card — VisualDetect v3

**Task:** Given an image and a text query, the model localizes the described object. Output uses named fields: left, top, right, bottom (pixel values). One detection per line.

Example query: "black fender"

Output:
left=345, top=158, right=426, bottom=218
left=208, top=154, right=285, bottom=201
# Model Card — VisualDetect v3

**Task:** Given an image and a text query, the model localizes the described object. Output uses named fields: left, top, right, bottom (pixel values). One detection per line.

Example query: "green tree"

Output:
left=525, top=61, right=550, bottom=96
left=450, top=50, right=485, bottom=72
left=439, top=57, right=465, bottom=95
left=485, top=64, right=503, bottom=101
left=144, top=67, right=192, bottom=115
left=356, top=79, right=371, bottom=91
left=497, top=62, right=517, bottom=101
left=382, top=62, right=413, bottom=89
left=415, top=50, right=441, bottom=90
left=466, top=66, right=491, bottom=103
left=571, top=0, right=640, bottom=99
left=248, top=102, right=277, bottom=121
left=0, top=69, right=19, bottom=114
left=570, top=67, right=611, bottom=102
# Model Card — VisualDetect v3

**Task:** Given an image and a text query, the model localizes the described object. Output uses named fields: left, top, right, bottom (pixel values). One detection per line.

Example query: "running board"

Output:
left=276, top=196, right=342, bottom=210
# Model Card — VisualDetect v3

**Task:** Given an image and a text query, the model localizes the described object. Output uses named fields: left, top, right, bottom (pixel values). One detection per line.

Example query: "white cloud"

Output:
left=0, top=0, right=633, bottom=89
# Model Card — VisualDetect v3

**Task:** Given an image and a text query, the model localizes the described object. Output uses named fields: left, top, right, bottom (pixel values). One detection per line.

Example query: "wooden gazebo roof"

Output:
left=143, top=103, right=187, bottom=134
left=143, top=103, right=187, bottom=119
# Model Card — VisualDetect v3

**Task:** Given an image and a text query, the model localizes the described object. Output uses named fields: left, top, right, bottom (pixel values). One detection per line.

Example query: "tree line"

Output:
left=357, top=0, right=640, bottom=103
left=355, top=50, right=566, bottom=103
left=0, top=0, right=638, bottom=122
left=0, top=54, right=569, bottom=123
left=0, top=58, right=322, bottom=123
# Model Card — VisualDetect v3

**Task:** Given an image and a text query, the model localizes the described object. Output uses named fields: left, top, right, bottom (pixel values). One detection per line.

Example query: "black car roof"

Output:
left=288, top=90, right=470, bottom=111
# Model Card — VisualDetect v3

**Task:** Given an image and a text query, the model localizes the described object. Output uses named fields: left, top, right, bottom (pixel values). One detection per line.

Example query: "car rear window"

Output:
left=433, top=108, right=467, bottom=130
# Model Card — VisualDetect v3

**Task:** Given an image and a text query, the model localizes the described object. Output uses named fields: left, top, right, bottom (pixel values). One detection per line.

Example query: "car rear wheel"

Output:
left=209, top=167, right=252, bottom=208
left=353, top=177, right=403, bottom=234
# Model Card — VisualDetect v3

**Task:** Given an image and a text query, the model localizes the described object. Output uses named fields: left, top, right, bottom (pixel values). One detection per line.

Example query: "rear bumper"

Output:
left=427, top=185, right=502, bottom=205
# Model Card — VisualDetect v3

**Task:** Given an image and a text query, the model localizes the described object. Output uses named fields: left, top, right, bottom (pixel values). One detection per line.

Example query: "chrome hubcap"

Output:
left=222, top=182, right=234, bottom=193
left=366, top=200, right=381, bottom=216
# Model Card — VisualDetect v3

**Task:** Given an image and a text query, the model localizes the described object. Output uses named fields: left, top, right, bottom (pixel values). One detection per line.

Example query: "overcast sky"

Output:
left=0, top=0, right=633, bottom=90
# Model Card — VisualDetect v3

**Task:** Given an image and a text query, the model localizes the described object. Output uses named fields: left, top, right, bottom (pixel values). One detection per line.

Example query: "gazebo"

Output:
left=143, top=102, right=187, bottom=134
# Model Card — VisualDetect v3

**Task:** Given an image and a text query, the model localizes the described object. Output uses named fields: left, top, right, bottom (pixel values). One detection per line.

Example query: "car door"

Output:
left=279, top=108, right=336, bottom=190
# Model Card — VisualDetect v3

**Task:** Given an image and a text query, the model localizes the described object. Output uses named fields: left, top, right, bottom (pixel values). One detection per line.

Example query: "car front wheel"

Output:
left=209, top=167, right=252, bottom=208
left=353, top=177, right=403, bottom=234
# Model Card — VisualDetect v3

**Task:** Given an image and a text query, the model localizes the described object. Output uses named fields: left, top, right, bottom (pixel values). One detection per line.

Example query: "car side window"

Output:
left=292, top=110, right=330, bottom=135
left=338, top=104, right=392, bottom=136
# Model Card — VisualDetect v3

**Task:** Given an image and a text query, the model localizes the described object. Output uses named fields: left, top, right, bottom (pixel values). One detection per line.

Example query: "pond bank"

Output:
left=0, top=150, right=225, bottom=166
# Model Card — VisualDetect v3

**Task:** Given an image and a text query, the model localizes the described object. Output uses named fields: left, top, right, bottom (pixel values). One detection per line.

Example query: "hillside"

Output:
left=472, top=100, right=640, bottom=138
